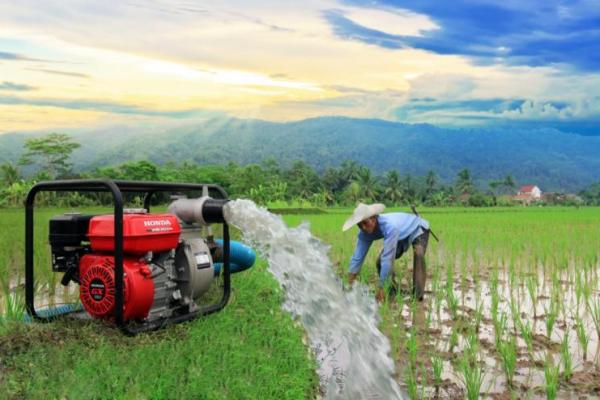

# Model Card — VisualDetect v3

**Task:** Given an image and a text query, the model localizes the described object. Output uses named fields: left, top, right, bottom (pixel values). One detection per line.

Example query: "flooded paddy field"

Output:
left=285, top=206, right=600, bottom=399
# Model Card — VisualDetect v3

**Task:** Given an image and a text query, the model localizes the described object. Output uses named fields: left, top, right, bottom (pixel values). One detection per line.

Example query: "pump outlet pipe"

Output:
left=167, top=197, right=256, bottom=275
left=168, top=197, right=230, bottom=225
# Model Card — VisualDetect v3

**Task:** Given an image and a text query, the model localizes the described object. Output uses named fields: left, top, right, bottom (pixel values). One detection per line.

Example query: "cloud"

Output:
left=329, top=1, right=600, bottom=71
left=393, top=97, right=600, bottom=127
left=407, top=74, right=476, bottom=100
left=0, top=50, right=43, bottom=62
left=25, top=68, right=90, bottom=79
left=0, top=81, right=36, bottom=91
left=1, top=0, right=599, bottom=130
left=334, top=5, right=438, bottom=37
left=0, top=94, right=222, bottom=118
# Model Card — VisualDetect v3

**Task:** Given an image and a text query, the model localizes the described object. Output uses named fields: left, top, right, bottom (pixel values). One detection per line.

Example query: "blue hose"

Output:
left=213, top=239, right=256, bottom=276
left=9, top=303, right=83, bottom=323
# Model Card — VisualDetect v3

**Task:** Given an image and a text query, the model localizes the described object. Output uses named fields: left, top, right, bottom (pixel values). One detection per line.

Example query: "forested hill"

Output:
left=1, top=116, right=600, bottom=192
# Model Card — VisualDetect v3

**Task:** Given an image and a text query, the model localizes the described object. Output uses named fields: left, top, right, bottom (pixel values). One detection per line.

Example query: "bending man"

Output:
left=343, top=203, right=430, bottom=302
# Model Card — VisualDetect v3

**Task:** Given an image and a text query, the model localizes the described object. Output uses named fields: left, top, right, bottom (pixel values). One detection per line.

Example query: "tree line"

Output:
left=1, top=133, right=599, bottom=207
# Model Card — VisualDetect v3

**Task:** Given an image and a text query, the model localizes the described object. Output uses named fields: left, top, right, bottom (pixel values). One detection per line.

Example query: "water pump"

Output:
left=25, top=180, right=255, bottom=335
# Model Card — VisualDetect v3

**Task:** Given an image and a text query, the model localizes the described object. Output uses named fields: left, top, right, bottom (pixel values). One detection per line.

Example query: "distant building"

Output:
left=517, top=185, right=542, bottom=199
left=513, top=185, right=542, bottom=204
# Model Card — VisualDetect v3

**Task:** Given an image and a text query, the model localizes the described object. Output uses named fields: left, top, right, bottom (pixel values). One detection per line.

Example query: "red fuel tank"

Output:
left=88, top=213, right=181, bottom=254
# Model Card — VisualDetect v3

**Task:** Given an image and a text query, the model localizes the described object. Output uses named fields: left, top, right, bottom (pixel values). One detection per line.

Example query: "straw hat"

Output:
left=342, top=203, right=385, bottom=231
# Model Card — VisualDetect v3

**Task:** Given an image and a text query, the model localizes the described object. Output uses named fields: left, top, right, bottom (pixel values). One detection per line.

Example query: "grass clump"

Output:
left=1, top=259, right=319, bottom=400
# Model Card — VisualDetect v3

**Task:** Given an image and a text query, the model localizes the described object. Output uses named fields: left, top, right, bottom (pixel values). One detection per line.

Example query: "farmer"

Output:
left=343, top=203, right=430, bottom=302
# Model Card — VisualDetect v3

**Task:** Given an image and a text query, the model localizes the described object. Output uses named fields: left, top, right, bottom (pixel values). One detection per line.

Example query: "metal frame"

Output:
left=25, top=179, right=231, bottom=336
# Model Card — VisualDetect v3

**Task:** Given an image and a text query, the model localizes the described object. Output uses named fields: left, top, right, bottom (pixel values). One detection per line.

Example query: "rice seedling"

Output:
left=574, top=269, right=584, bottom=314
left=1, top=289, right=25, bottom=320
left=498, top=334, right=517, bottom=387
left=575, top=317, right=589, bottom=361
left=561, top=330, right=572, bottom=381
left=587, top=295, right=600, bottom=342
left=458, top=330, right=484, bottom=400
left=493, top=312, right=508, bottom=348
left=545, top=296, right=559, bottom=339
left=431, top=353, right=444, bottom=392
left=406, top=327, right=418, bottom=368
left=517, top=316, right=534, bottom=355
left=405, top=365, right=418, bottom=400
left=544, top=355, right=560, bottom=400
left=446, top=284, right=459, bottom=319
left=526, top=274, right=538, bottom=318
left=448, top=324, right=459, bottom=353
left=490, top=287, right=500, bottom=328
left=473, top=297, right=484, bottom=333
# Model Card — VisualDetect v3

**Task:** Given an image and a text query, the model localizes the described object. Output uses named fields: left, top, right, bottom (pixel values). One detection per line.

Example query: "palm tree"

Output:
left=384, top=170, right=403, bottom=205
left=455, top=169, right=475, bottom=195
left=503, top=174, right=516, bottom=194
left=343, top=181, right=362, bottom=204
left=340, top=160, right=361, bottom=183
left=403, top=174, right=416, bottom=203
left=0, top=163, right=20, bottom=186
left=355, top=167, right=379, bottom=202
left=424, top=170, right=437, bottom=201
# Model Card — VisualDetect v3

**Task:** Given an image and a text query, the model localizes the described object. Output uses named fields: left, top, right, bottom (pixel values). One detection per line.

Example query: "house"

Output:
left=513, top=184, right=542, bottom=205
left=517, top=185, right=542, bottom=200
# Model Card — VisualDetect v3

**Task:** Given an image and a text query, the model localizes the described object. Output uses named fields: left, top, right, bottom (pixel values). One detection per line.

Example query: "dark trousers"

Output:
left=376, top=230, right=430, bottom=300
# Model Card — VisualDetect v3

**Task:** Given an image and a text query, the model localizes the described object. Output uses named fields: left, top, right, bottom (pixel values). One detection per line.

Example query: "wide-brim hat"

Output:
left=342, top=203, right=385, bottom=231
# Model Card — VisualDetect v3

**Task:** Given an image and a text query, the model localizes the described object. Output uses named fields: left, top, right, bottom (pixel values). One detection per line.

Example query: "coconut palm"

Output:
left=355, top=167, right=379, bottom=202
left=456, top=169, right=475, bottom=195
left=0, top=163, right=20, bottom=186
left=424, top=170, right=437, bottom=201
left=384, top=170, right=403, bottom=205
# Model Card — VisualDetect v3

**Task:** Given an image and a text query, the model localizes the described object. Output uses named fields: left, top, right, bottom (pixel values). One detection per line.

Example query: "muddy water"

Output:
left=392, top=262, right=600, bottom=399
left=224, top=199, right=405, bottom=399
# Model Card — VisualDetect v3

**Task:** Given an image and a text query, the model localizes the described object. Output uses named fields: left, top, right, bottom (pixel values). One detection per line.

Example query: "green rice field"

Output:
left=1, top=206, right=600, bottom=399
left=283, top=206, right=600, bottom=399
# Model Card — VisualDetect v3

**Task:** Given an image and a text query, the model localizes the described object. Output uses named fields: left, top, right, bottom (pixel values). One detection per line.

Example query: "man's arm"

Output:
left=349, top=235, right=372, bottom=276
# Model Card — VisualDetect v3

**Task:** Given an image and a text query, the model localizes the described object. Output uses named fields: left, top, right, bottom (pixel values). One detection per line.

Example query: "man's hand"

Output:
left=375, top=288, right=385, bottom=303
left=348, top=272, right=358, bottom=285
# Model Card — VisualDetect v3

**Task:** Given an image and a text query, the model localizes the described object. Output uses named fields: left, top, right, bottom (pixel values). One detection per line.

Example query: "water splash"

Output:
left=224, top=199, right=404, bottom=399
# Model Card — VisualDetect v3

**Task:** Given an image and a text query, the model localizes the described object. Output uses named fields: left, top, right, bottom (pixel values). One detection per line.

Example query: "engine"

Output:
left=49, top=208, right=222, bottom=323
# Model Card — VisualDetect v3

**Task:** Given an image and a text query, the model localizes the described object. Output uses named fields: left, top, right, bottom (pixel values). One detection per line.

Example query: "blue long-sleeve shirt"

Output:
left=348, top=212, right=429, bottom=287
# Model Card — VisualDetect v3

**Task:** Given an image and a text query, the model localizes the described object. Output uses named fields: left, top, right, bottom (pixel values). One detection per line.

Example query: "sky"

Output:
left=0, top=0, right=599, bottom=133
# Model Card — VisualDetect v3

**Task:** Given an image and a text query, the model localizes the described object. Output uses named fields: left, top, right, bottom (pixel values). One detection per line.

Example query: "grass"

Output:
left=0, top=207, right=318, bottom=399
left=1, top=259, right=318, bottom=399
left=3, top=205, right=600, bottom=398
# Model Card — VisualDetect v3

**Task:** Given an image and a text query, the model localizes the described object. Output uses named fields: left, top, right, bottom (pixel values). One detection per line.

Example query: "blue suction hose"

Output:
left=213, top=239, right=256, bottom=276
left=2, top=303, right=84, bottom=323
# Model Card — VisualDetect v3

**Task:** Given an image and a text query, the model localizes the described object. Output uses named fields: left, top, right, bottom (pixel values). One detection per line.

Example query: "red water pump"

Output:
left=50, top=210, right=222, bottom=322
left=25, top=180, right=247, bottom=335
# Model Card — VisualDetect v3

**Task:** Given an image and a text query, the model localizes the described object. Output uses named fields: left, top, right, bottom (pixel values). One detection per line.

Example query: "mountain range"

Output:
left=1, top=117, right=599, bottom=192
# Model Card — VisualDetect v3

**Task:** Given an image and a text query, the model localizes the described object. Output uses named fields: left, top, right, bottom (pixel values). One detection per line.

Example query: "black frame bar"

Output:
left=25, top=179, right=231, bottom=336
